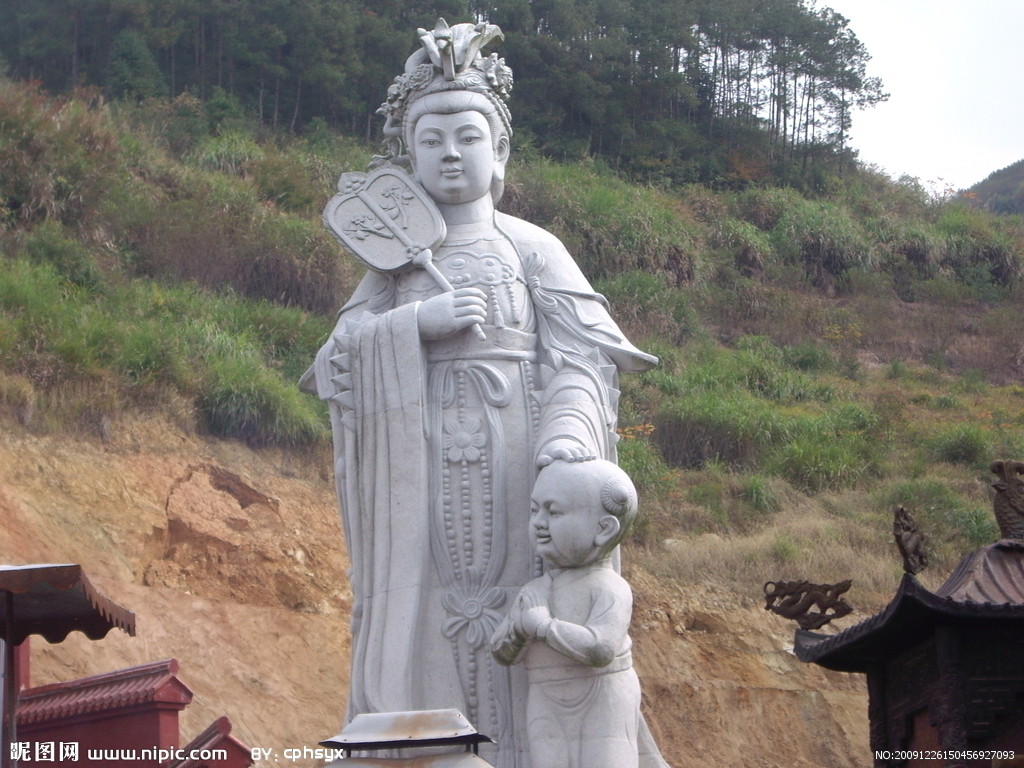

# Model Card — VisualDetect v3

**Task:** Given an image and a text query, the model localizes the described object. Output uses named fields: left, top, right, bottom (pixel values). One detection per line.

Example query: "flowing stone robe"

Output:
left=308, top=212, right=656, bottom=768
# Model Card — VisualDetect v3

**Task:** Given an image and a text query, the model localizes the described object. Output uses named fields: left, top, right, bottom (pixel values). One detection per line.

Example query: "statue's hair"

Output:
left=599, top=471, right=638, bottom=541
left=568, top=459, right=639, bottom=550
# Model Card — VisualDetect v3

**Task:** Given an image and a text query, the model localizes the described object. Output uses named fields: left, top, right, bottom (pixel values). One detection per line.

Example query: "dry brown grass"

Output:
left=632, top=502, right=900, bottom=609
left=627, top=465, right=997, bottom=619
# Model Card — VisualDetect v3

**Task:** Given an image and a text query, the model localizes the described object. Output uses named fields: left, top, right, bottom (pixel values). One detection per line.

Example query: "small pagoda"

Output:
left=794, top=461, right=1024, bottom=767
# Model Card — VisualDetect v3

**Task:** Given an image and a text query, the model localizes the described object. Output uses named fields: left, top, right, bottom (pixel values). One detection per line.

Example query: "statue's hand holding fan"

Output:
left=324, top=167, right=485, bottom=340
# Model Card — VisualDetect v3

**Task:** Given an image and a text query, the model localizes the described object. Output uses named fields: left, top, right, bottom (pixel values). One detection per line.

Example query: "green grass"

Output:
left=877, top=477, right=998, bottom=554
left=505, top=157, right=705, bottom=281
left=0, top=257, right=330, bottom=444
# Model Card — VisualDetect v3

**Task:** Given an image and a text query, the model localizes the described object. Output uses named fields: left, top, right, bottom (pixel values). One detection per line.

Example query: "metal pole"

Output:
left=2, top=590, right=15, bottom=768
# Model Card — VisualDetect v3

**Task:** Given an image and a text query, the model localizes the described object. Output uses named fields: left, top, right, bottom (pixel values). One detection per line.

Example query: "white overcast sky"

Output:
left=820, top=0, right=1024, bottom=191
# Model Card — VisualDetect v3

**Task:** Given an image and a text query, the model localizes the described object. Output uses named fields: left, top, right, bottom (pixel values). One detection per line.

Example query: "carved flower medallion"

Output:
left=442, top=573, right=506, bottom=649
left=443, top=417, right=486, bottom=463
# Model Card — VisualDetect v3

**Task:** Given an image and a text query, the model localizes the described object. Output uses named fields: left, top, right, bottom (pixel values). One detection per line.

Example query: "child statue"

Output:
left=305, top=19, right=664, bottom=768
left=491, top=459, right=644, bottom=768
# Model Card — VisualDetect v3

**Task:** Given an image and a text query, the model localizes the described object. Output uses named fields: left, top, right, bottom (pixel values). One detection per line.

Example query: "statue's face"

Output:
left=411, top=110, right=505, bottom=205
left=530, top=467, right=603, bottom=568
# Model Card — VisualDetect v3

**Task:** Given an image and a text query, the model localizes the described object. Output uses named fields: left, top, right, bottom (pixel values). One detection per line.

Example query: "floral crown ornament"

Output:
left=374, top=19, right=513, bottom=167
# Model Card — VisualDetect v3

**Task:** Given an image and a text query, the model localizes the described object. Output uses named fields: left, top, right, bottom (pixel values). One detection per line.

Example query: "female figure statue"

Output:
left=306, top=20, right=659, bottom=768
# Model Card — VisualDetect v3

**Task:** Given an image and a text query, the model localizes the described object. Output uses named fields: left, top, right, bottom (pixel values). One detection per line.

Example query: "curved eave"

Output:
left=795, top=573, right=1024, bottom=672
left=0, top=564, right=136, bottom=645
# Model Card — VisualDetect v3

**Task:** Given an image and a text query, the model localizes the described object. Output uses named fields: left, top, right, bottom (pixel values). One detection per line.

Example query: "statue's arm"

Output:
left=535, top=369, right=606, bottom=465
left=542, top=576, right=632, bottom=669
left=515, top=224, right=656, bottom=466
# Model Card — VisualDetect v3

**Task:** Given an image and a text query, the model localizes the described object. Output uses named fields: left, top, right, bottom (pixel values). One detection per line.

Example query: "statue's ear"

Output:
left=492, top=136, right=510, bottom=190
left=495, top=135, right=510, bottom=166
left=594, top=515, right=621, bottom=549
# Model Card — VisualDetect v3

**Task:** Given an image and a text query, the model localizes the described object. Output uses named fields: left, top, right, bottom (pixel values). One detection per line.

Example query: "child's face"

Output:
left=530, top=468, right=604, bottom=568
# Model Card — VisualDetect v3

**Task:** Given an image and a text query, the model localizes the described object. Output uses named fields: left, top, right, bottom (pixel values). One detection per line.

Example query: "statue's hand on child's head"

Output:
left=536, top=439, right=597, bottom=467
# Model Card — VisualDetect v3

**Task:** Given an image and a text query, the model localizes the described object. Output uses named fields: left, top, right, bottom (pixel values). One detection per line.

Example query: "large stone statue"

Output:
left=305, top=19, right=660, bottom=768
left=491, top=460, right=644, bottom=768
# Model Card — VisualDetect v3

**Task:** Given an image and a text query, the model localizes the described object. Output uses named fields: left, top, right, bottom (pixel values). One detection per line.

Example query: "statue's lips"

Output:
left=441, top=168, right=463, bottom=178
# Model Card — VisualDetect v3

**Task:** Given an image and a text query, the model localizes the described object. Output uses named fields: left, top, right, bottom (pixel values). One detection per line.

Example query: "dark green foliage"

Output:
left=616, top=436, right=671, bottom=494
left=198, top=350, right=322, bottom=446
left=1, top=75, right=1022, bottom=520
left=128, top=94, right=209, bottom=157
left=125, top=186, right=345, bottom=315
left=107, top=29, right=165, bottom=101
left=648, top=337, right=884, bottom=493
left=0, top=80, right=352, bottom=444
left=714, top=218, right=774, bottom=277
left=767, top=430, right=877, bottom=493
left=0, top=0, right=886, bottom=187
left=253, top=150, right=319, bottom=214
left=655, top=389, right=787, bottom=468
left=780, top=342, right=836, bottom=373
left=768, top=198, right=874, bottom=292
left=969, top=159, right=1024, bottom=216
left=204, top=87, right=249, bottom=134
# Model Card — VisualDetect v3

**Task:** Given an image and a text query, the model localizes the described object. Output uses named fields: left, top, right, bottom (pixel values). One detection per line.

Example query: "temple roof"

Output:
left=166, top=716, right=252, bottom=768
left=0, top=563, right=135, bottom=644
left=17, top=658, right=192, bottom=724
left=933, top=539, right=1024, bottom=603
left=795, top=541, right=1024, bottom=672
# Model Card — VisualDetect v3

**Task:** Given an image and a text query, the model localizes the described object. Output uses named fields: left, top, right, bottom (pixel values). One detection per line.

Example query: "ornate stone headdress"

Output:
left=376, top=19, right=514, bottom=166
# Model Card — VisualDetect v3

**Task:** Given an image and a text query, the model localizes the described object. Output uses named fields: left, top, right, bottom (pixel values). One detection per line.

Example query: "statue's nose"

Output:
left=443, top=144, right=461, bottom=161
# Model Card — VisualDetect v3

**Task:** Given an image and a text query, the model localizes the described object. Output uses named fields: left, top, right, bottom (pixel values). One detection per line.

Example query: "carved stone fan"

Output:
left=323, top=167, right=485, bottom=339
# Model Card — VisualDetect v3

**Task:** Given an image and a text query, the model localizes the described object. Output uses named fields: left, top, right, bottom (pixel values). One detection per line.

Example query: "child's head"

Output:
left=529, top=459, right=638, bottom=568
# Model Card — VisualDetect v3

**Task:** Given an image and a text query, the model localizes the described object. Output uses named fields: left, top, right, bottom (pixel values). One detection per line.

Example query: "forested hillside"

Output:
left=1, top=0, right=884, bottom=187
left=970, top=159, right=1024, bottom=215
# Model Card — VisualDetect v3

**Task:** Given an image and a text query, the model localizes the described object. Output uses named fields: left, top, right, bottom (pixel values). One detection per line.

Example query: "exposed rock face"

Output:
left=0, top=415, right=869, bottom=767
